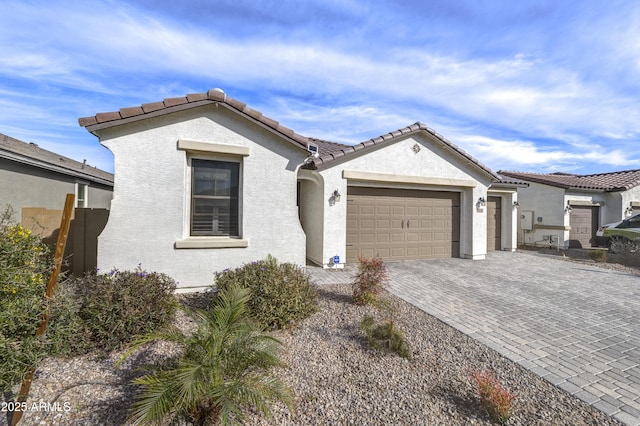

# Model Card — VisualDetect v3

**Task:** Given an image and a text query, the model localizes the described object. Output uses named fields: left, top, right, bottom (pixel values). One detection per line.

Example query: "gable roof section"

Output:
left=79, top=89, right=311, bottom=152
left=499, top=169, right=640, bottom=192
left=307, top=122, right=499, bottom=180
left=79, top=89, right=498, bottom=181
left=0, top=133, right=114, bottom=186
left=491, top=173, right=529, bottom=188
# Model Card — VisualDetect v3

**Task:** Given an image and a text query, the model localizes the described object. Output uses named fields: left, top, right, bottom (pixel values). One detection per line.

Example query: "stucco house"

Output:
left=499, top=170, right=640, bottom=248
left=79, top=89, right=520, bottom=291
left=1, top=132, right=113, bottom=235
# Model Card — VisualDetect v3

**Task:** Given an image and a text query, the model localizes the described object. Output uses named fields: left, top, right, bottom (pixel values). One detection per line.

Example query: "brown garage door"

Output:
left=346, top=187, right=460, bottom=262
left=487, top=196, right=501, bottom=251
left=569, top=206, right=599, bottom=248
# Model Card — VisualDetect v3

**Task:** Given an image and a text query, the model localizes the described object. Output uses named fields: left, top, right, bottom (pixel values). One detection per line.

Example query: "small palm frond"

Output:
left=128, top=372, right=180, bottom=425
left=125, top=283, right=294, bottom=425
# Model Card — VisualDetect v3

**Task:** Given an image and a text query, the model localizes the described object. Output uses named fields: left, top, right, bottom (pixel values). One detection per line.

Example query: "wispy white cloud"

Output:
left=454, top=134, right=640, bottom=172
left=0, top=0, right=639, bottom=175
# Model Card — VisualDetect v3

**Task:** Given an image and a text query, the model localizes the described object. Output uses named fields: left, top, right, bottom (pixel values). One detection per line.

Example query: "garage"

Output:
left=569, top=205, right=599, bottom=248
left=486, top=196, right=502, bottom=251
left=346, top=187, right=460, bottom=262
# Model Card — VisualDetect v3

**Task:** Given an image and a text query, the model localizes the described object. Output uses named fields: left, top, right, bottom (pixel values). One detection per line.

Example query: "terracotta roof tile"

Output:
left=225, top=98, right=246, bottom=111
left=119, top=106, right=144, bottom=119
left=78, top=116, right=97, bottom=127
left=307, top=122, right=498, bottom=179
left=141, top=102, right=165, bottom=113
left=498, top=170, right=640, bottom=191
left=78, top=90, right=497, bottom=180
left=186, top=93, right=207, bottom=102
left=95, top=111, right=122, bottom=123
left=163, top=97, right=188, bottom=107
left=243, top=107, right=263, bottom=121
left=493, top=174, right=529, bottom=187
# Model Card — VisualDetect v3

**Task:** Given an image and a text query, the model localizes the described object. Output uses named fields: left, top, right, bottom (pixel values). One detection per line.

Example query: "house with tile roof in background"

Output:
left=0, top=132, right=113, bottom=273
left=499, top=170, right=640, bottom=249
left=79, top=89, right=522, bottom=291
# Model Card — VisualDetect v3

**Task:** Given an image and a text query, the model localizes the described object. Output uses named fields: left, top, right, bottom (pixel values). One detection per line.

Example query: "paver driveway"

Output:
left=382, top=251, right=640, bottom=426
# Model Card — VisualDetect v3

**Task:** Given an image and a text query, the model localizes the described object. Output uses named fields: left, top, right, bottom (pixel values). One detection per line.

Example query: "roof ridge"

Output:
left=79, top=89, right=311, bottom=150
left=0, top=133, right=113, bottom=184
left=78, top=90, right=497, bottom=179
left=311, top=122, right=498, bottom=179
left=498, top=169, right=640, bottom=192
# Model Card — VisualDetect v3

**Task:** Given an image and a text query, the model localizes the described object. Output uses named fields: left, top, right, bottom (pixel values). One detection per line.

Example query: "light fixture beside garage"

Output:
left=477, top=197, right=486, bottom=207
left=565, top=202, right=572, bottom=213
left=332, top=189, right=341, bottom=202
left=513, top=201, right=520, bottom=208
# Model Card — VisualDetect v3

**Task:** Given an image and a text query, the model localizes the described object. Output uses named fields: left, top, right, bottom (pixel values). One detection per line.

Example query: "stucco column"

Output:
left=320, top=172, right=347, bottom=268
left=467, top=186, right=487, bottom=259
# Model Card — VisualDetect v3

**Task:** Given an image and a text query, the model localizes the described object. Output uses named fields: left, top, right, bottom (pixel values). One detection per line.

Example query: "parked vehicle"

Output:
left=595, top=212, right=640, bottom=247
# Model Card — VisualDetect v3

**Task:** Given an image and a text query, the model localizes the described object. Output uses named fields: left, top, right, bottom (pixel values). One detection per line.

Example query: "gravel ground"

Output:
left=4, top=282, right=625, bottom=426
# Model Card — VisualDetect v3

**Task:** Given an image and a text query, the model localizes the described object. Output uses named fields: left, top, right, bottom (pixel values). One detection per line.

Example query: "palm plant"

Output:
left=119, top=284, right=294, bottom=425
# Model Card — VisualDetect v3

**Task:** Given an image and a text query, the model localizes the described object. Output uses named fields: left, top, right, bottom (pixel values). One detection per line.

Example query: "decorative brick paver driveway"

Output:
left=309, top=251, right=640, bottom=425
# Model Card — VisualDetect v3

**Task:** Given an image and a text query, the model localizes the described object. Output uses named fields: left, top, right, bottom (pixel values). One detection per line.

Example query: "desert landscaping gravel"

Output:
left=4, top=279, right=624, bottom=426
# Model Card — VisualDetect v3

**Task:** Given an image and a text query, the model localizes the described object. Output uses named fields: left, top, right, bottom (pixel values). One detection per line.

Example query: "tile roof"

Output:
left=0, top=133, right=114, bottom=186
left=79, top=89, right=498, bottom=180
left=499, top=169, right=640, bottom=192
left=307, top=123, right=499, bottom=179
left=492, top=174, right=529, bottom=187
left=79, top=89, right=310, bottom=151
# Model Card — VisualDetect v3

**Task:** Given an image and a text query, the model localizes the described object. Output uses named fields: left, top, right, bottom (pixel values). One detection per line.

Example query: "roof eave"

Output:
left=313, top=125, right=499, bottom=181
left=0, top=149, right=114, bottom=186
left=83, top=98, right=310, bottom=154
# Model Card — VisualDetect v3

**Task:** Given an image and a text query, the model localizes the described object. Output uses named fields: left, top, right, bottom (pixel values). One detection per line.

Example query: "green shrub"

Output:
left=0, top=213, right=52, bottom=392
left=120, top=284, right=294, bottom=426
left=472, top=370, right=515, bottom=424
left=352, top=256, right=388, bottom=306
left=214, top=255, right=318, bottom=330
left=588, top=249, right=607, bottom=263
left=360, top=315, right=411, bottom=359
left=47, top=265, right=178, bottom=356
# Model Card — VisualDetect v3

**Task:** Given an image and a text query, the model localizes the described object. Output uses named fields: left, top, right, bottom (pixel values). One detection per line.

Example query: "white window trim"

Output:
left=75, top=181, right=89, bottom=208
left=175, top=144, right=248, bottom=249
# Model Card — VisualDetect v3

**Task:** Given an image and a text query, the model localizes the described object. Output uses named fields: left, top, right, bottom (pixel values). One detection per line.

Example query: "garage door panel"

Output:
left=376, top=233, right=390, bottom=243
left=376, top=205, right=390, bottom=215
left=360, top=205, right=375, bottom=215
left=347, top=187, right=460, bottom=262
left=569, top=206, right=598, bottom=248
left=360, top=219, right=375, bottom=229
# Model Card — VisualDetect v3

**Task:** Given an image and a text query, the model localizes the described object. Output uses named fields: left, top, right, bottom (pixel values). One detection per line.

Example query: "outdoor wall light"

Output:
left=565, top=202, right=573, bottom=213
left=477, top=197, right=486, bottom=207
left=625, top=205, right=634, bottom=216
left=332, top=189, right=341, bottom=202
left=513, top=201, right=520, bottom=208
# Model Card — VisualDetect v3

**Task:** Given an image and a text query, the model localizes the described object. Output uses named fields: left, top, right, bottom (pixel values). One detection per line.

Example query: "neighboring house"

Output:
left=79, top=89, right=520, bottom=291
left=499, top=170, right=640, bottom=248
left=0, top=133, right=113, bottom=236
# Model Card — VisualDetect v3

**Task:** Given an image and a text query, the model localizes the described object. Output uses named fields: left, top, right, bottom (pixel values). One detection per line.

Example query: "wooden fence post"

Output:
left=10, top=193, right=75, bottom=426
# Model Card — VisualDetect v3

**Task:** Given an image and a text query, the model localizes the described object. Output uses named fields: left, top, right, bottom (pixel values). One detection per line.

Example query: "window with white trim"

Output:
left=190, top=159, right=240, bottom=237
left=76, top=183, right=88, bottom=208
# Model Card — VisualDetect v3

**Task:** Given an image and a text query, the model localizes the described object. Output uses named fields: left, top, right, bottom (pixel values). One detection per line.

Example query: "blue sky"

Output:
left=1, top=0, right=639, bottom=175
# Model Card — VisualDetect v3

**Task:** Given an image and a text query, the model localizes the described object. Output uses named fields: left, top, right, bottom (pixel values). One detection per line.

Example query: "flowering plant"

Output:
left=472, top=370, right=515, bottom=424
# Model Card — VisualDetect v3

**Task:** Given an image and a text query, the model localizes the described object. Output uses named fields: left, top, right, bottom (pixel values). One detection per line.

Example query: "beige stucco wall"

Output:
left=308, top=133, right=494, bottom=267
left=0, top=157, right=112, bottom=236
left=94, top=105, right=307, bottom=291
